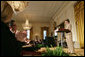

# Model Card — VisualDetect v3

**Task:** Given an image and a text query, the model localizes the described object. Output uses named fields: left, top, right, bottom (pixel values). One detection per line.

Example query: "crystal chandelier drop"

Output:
left=22, top=19, right=32, bottom=30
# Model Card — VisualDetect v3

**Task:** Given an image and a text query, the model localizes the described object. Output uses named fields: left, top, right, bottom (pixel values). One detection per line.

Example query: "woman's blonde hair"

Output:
left=1, top=1, right=14, bottom=23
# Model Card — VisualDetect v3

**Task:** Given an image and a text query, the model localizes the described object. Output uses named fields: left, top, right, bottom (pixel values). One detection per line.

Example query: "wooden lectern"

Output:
left=57, top=28, right=71, bottom=47
left=58, top=28, right=71, bottom=33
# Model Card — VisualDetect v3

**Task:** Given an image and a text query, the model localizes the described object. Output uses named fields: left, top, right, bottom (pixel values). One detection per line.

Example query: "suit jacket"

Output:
left=1, top=21, right=22, bottom=56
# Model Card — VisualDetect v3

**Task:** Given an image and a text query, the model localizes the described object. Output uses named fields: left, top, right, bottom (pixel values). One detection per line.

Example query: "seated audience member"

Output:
left=25, top=38, right=31, bottom=44
left=9, top=20, right=26, bottom=42
left=38, top=39, right=43, bottom=44
left=34, top=36, right=40, bottom=44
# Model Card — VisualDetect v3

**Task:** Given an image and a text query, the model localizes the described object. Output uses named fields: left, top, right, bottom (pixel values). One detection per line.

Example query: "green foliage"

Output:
left=34, top=44, right=45, bottom=51
left=42, top=46, right=69, bottom=56
left=35, top=44, right=44, bottom=48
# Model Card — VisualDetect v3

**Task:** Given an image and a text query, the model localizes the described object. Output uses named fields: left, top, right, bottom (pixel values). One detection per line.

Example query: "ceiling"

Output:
left=12, top=1, right=65, bottom=23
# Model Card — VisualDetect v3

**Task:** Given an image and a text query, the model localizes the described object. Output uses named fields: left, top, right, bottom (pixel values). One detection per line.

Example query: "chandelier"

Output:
left=22, top=19, right=32, bottom=30
left=7, top=1, right=28, bottom=14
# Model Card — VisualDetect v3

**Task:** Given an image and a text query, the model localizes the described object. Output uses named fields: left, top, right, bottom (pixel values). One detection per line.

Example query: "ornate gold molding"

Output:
left=7, top=1, right=28, bottom=13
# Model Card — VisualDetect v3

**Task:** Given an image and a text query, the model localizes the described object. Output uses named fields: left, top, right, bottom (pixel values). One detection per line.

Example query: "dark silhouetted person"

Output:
left=1, top=2, right=22, bottom=56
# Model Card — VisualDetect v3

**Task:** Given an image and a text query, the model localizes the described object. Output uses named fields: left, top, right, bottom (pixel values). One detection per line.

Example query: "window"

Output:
left=27, top=30, right=30, bottom=39
left=41, top=27, right=49, bottom=40
left=54, top=30, right=57, bottom=36
left=43, top=30, right=47, bottom=40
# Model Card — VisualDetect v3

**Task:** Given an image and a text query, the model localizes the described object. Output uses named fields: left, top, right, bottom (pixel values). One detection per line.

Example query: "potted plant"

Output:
left=42, top=46, right=69, bottom=56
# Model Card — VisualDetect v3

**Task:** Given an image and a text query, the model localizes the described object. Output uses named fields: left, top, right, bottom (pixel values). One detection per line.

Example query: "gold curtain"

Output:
left=30, top=27, right=33, bottom=40
left=74, top=1, right=84, bottom=48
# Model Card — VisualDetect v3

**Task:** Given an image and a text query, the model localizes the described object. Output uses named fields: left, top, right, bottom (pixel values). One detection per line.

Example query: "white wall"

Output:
left=31, top=22, right=50, bottom=40
left=52, top=1, right=80, bottom=48
left=49, top=19, right=55, bottom=36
